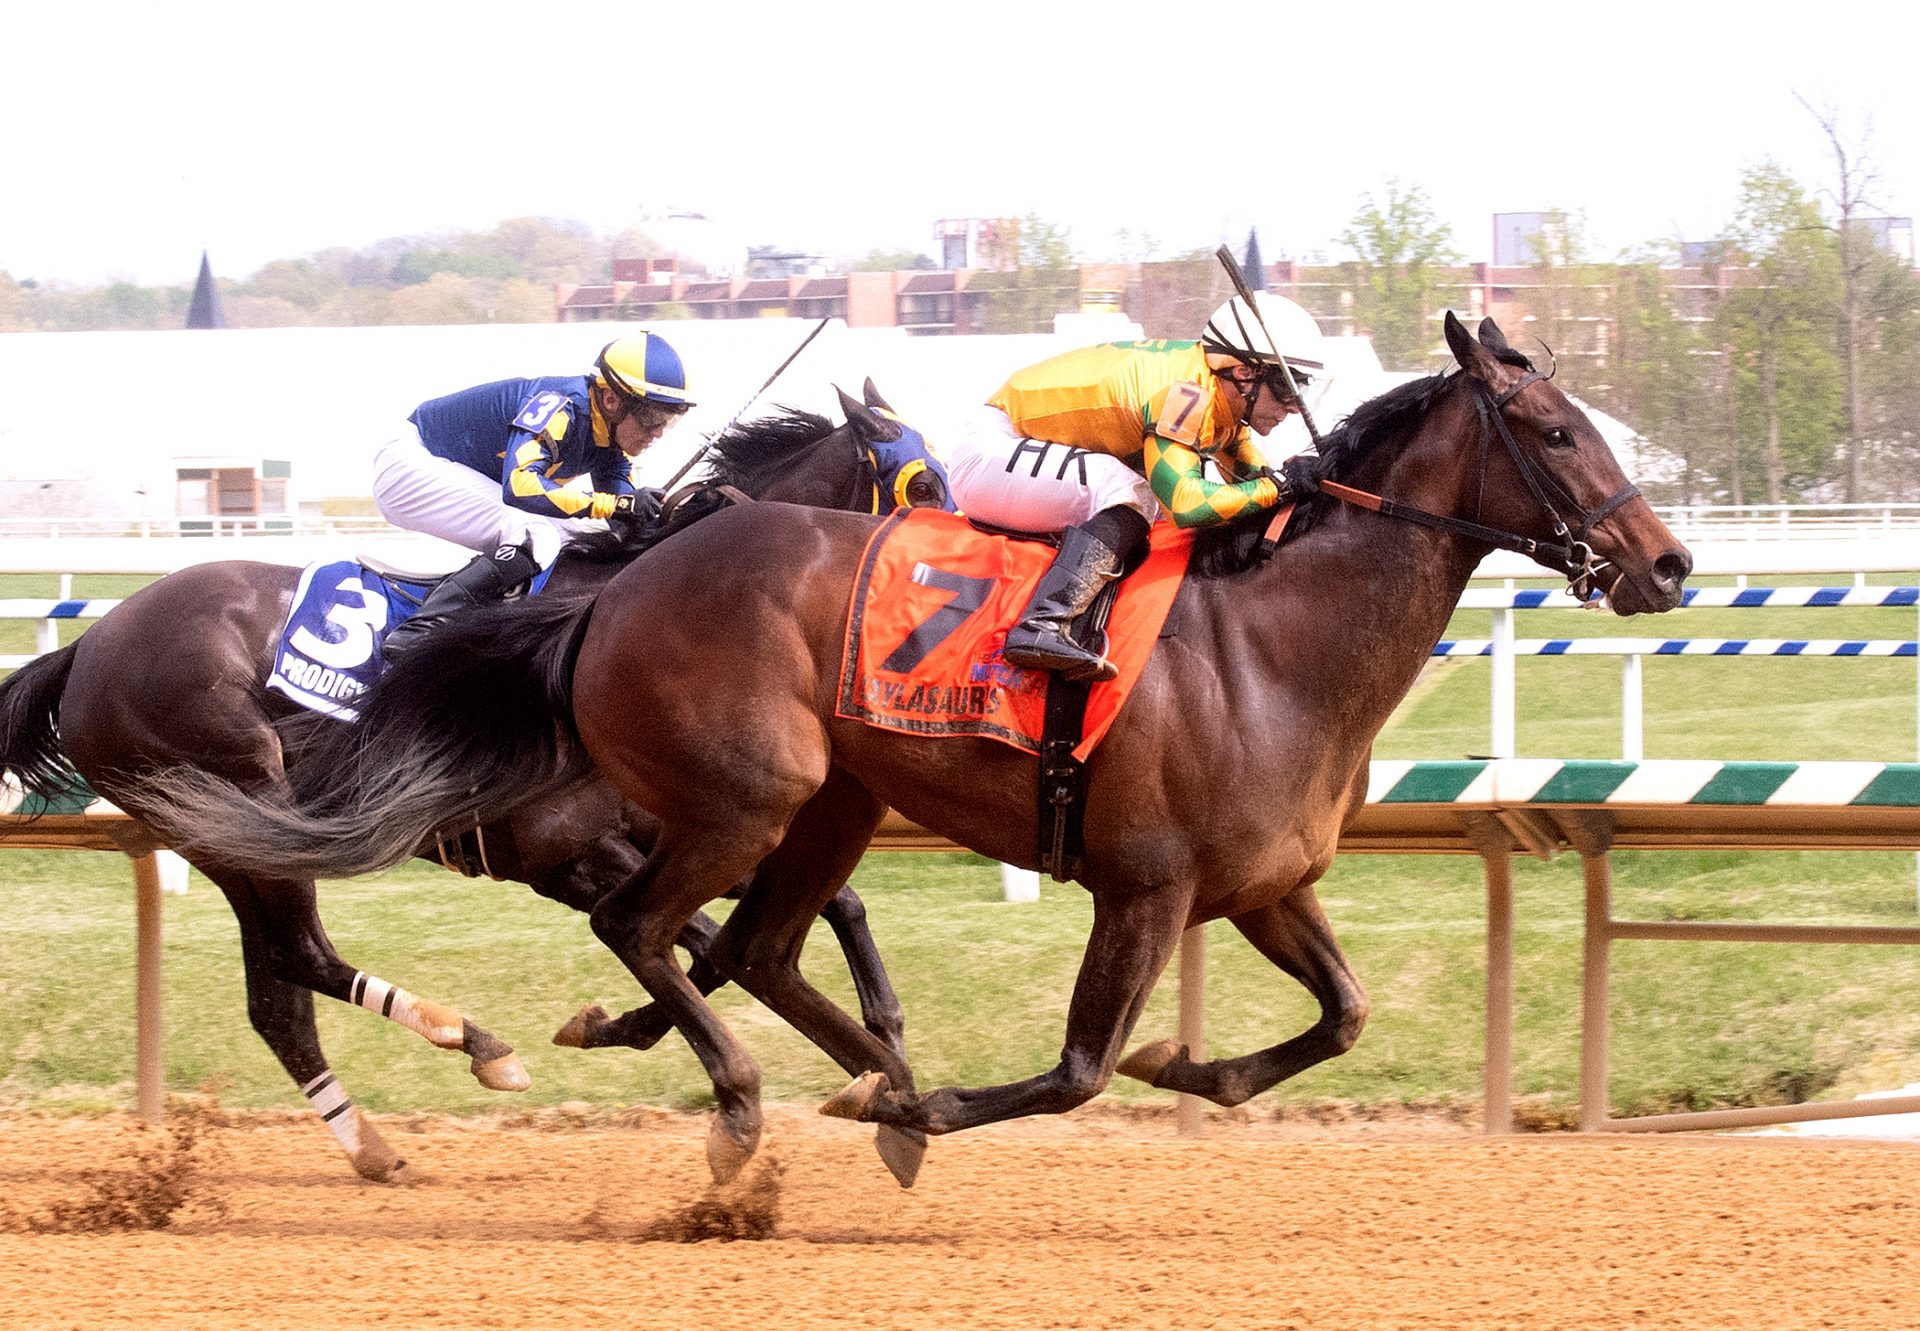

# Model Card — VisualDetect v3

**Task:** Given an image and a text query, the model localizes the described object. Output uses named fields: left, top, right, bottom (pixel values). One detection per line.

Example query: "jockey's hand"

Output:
left=611, top=487, right=665, bottom=525
left=1277, top=452, right=1328, bottom=498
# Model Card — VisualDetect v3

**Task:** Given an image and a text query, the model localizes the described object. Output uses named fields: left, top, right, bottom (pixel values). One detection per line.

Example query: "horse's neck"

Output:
left=1197, top=479, right=1486, bottom=773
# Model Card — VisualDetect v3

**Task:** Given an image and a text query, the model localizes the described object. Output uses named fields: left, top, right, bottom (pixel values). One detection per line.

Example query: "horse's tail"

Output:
left=0, top=642, right=88, bottom=806
left=131, top=593, right=599, bottom=880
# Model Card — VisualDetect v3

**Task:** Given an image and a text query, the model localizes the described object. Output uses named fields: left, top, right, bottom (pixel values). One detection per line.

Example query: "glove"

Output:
left=611, top=487, right=665, bottom=525
left=1277, top=452, right=1328, bottom=498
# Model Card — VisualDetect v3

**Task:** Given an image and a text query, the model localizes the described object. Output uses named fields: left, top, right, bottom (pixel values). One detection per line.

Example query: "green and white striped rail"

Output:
left=1366, top=758, right=1920, bottom=808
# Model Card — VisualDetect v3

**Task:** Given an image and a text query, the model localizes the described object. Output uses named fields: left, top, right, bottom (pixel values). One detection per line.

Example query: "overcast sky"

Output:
left=8, top=0, right=1916, bottom=288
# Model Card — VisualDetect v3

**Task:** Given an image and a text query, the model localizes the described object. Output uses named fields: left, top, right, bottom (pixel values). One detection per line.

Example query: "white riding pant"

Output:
left=944, top=405, right=1160, bottom=534
left=372, top=423, right=600, bottom=569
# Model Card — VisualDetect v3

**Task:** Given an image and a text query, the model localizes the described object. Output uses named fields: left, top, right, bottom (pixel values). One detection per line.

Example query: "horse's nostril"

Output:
left=1654, top=548, right=1692, bottom=590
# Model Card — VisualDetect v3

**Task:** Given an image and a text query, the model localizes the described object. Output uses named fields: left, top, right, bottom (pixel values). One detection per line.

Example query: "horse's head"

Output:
left=831, top=380, right=956, bottom=514
left=1436, top=311, right=1690, bottom=614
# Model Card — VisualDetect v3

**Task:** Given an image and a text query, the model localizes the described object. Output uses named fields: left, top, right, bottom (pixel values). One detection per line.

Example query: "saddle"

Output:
left=264, top=556, right=553, bottom=721
left=835, top=509, right=1194, bottom=880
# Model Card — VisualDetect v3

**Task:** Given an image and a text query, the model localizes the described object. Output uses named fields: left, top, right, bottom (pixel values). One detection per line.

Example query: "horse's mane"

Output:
left=701, top=406, right=835, bottom=490
left=554, top=406, right=836, bottom=569
left=1187, top=360, right=1526, bottom=579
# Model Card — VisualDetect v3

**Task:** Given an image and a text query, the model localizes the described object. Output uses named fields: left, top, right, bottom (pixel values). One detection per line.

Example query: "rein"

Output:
left=1310, top=373, right=1638, bottom=599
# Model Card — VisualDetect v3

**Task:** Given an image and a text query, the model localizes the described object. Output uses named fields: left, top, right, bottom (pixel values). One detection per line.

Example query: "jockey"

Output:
left=373, top=332, right=693, bottom=661
left=944, top=291, right=1330, bottom=681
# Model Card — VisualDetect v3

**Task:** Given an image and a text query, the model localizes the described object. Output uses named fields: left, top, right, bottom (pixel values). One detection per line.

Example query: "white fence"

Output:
left=1451, top=583, right=1920, bottom=762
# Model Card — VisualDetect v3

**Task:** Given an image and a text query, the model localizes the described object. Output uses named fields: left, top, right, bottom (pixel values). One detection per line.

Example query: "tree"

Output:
left=1503, top=209, right=1616, bottom=398
left=1714, top=163, right=1843, bottom=502
left=1338, top=181, right=1459, bottom=370
left=976, top=213, right=1078, bottom=334
left=1597, top=254, right=1710, bottom=504
left=1799, top=95, right=1879, bottom=500
left=1850, top=245, right=1920, bottom=497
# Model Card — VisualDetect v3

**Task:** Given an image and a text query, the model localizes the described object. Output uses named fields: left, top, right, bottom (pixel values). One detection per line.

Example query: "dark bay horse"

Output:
left=125, top=315, right=1692, bottom=1185
left=0, top=384, right=949, bottom=1183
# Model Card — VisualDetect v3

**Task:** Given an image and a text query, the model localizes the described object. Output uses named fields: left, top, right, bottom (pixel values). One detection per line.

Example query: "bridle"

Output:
left=1315, top=370, right=1638, bottom=601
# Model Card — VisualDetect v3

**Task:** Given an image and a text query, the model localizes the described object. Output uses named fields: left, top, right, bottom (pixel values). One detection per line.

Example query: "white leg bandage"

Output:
left=350, top=971, right=463, bottom=1047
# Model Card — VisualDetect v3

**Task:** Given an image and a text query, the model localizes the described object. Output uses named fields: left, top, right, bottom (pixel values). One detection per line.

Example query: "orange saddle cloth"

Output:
left=834, top=509, right=1195, bottom=759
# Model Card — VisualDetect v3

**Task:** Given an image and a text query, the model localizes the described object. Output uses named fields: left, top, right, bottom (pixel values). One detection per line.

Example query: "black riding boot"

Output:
left=382, top=542, right=539, bottom=663
left=1001, top=517, right=1142, bottom=682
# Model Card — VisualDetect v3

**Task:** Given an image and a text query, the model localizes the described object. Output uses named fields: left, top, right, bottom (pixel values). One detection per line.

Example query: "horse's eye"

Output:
left=1543, top=427, right=1574, bottom=449
left=908, top=475, right=942, bottom=507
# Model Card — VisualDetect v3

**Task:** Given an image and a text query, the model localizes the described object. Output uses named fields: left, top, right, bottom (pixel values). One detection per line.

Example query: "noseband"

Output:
left=1318, top=372, right=1638, bottom=599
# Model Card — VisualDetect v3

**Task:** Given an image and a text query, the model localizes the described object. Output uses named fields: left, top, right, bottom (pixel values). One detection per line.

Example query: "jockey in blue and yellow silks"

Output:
left=373, top=332, right=693, bottom=660
left=945, top=292, right=1331, bottom=681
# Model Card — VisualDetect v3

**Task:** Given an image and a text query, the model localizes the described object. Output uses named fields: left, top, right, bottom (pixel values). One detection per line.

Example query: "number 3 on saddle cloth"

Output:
left=835, top=509, right=1195, bottom=759
left=265, top=558, right=554, bottom=722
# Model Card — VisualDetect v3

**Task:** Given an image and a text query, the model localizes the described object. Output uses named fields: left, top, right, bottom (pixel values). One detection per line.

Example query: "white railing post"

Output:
left=1621, top=653, right=1644, bottom=761
left=999, top=863, right=1039, bottom=903
left=1491, top=604, right=1516, bottom=758
left=35, top=618, right=58, bottom=657
left=58, top=574, right=72, bottom=599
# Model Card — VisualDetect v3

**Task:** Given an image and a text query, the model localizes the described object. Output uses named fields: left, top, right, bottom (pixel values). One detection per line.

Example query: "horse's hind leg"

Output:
left=703, top=774, right=925, bottom=1183
left=1117, top=885, right=1369, bottom=1106
left=707, top=776, right=907, bottom=1085
left=586, top=826, right=779, bottom=1184
left=210, top=872, right=406, bottom=1181
left=225, top=870, right=533, bottom=1094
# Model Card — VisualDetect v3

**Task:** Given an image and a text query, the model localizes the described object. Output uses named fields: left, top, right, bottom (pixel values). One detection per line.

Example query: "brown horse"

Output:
left=0, top=385, right=949, bottom=1182
left=126, top=315, right=1691, bottom=1186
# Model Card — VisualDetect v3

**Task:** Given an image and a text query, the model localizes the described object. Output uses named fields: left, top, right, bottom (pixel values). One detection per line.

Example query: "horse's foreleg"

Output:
left=209, top=872, right=406, bottom=1181
left=241, top=873, right=531, bottom=1093
left=1118, top=886, right=1369, bottom=1106
left=823, top=882, right=1191, bottom=1138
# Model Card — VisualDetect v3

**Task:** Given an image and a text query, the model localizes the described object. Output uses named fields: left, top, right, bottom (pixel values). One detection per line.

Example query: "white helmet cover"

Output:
left=1201, top=291, right=1325, bottom=384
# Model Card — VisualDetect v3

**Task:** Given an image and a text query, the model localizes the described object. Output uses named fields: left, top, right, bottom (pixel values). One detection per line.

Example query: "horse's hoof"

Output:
left=706, top=1113, right=761, bottom=1184
left=552, top=1003, right=608, bottom=1048
left=1117, top=1039, right=1185, bottom=1086
left=346, top=1122, right=410, bottom=1183
left=874, top=1125, right=926, bottom=1189
left=472, top=1052, right=531, bottom=1092
left=820, top=1070, right=891, bottom=1121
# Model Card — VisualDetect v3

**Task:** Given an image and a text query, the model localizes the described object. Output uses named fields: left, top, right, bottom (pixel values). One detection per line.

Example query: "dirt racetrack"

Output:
left=2, top=1102, right=1915, bottom=1330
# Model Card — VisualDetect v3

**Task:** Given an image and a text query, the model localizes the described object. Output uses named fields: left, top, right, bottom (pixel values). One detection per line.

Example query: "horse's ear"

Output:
left=837, top=385, right=899, bottom=441
left=1477, top=318, right=1514, bottom=356
left=1444, top=310, right=1505, bottom=385
left=862, top=378, right=895, bottom=414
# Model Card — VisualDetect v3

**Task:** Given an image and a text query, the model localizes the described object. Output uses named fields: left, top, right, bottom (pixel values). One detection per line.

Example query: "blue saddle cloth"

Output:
left=265, top=558, right=551, bottom=721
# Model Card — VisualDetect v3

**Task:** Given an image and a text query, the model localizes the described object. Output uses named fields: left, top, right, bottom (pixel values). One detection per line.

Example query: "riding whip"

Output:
left=1213, top=244, right=1324, bottom=450
left=661, top=316, right=834, bottom=491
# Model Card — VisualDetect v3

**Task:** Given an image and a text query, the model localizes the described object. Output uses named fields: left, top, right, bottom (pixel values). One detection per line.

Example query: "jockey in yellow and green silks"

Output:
left=945, top=291, right=1331, bottom=681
